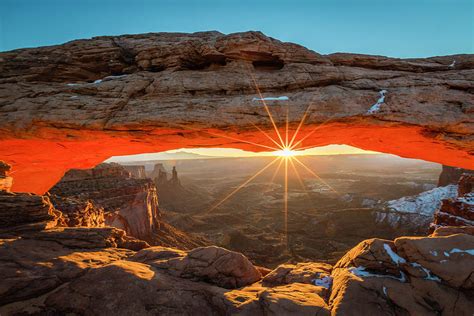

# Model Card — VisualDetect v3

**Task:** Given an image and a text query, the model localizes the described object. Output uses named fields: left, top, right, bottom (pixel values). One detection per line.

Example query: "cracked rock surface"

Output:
left=0, top=31, right=473, bottom=193
left=1, top=222, right=473, bottom=315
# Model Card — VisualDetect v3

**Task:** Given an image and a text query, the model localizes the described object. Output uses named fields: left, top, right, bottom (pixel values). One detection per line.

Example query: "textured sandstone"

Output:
left=0, top=32, right=472, bottom=193
left=262, top=262, right=332, bottom=286
left=438, top=165, right=474, bottom=186
left=48, top=162, right=207, bottom=249
left=0, top=161, right=13, bottom=192
left=134, top=245, right=262, bottom=289
left=1, top=225, right=473, bottom=315
left=49, top=163, right=161, bottom=240
left=433, top=173, right=474, bottom=228
left=49, top=194, right=105, bottom=227
left=123, top=164, right=147, bottom=179
left=0, top=191, right=63, bottom=236
left=329, top=228, right=474, bottom=315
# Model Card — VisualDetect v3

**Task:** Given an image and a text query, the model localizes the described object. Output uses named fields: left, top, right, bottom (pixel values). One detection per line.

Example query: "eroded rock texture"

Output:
left=0, top=31, right=473, bottom=193
left=1, top=223, right=473, bottom=315
left=49, top=162, right=161, bottom=240
left=433, top=174, right=474, bottom=228
left=49, top=162, right=207, bottom=249
left=0, top=191, right=63, bottom=237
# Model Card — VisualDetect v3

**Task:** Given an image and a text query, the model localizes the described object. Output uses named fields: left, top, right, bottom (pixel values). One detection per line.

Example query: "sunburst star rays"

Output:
left=202, top=70, right=339, bottom=249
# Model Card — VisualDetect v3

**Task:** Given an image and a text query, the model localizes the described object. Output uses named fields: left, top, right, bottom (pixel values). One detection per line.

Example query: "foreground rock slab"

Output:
left=0, top=225, right=472, bottom=315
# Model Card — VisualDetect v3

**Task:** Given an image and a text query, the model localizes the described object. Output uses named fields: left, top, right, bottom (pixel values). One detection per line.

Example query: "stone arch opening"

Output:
left=34, top=142, right=470, bottom=266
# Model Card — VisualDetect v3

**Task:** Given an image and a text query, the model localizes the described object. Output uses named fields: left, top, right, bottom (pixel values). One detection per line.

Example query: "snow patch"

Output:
left=383, top=244, right=406, bottom=265
left=430, top=250, right=438, bottom=257
left=67, top=75, right=128, bottom=86
left=70, top=95, right=78, bottom=99
left=386, top=185, right=457, bottom=216
left=382, top=286, right=388, bottom=296
left=252, top=96, right=289, bottom=101
left=313, top=275, right=332, bottom=289
left=349, top=266, right=406, bottom=282
left=448, top=60, right=456, bottom=68
left=437, top=212, right=474, bottom=225
left=410, top=262, right=441, bottom=282
left=458, top=193, right=474, bottom=205
left=367, top=89, right=387, bottom=114
left=450, top=248, right=474, bottom=256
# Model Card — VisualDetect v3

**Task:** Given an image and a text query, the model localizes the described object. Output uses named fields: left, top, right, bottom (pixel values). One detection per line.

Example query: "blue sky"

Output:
left=1, top=0, right=473, bottom=57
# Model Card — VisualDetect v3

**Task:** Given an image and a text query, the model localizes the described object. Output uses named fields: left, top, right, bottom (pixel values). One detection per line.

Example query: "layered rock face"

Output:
left=0, top=191, right=63, bottom=237
left=0, top=32, right=473, bottom=194
left=123, top=165, right=147, bottom=179
left=0, top=161, right=13, bottom=192
left=433, top=174, right=474, bottom=228
left=1, top=223, right=472, bottom=315
left=49, top=163, right=161, bottom=240
left=48, top=195, right=105, bottom=228
left=438, top=165, right=474, bottom=186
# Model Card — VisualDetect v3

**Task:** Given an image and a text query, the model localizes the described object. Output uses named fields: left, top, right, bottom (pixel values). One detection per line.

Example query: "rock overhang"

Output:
left=0, top=31, right=473, bottom=193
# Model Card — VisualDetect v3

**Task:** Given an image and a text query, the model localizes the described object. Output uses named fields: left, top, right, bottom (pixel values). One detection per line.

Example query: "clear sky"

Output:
left=1, top=0, right=473, bottom=57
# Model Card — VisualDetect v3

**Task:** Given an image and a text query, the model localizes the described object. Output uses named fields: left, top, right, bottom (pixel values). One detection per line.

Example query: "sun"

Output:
left=195, top=68, right=339, bottom=251
left=273, top=147, right=298, bottom=157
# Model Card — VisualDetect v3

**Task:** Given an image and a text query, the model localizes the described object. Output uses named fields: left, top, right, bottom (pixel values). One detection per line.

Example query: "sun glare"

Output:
left=196, top=68, right=340, bottom=251
left=274, top=148, right=298, bottom=157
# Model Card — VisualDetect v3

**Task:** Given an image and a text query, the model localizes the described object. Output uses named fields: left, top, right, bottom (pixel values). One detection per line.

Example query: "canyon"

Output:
left=0, top=31, right=473, bottom=315
left=1, top=180, right=473, bottom=314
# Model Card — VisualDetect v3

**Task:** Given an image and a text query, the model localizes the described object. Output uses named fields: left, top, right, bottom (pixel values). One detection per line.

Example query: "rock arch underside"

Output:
left=0, top=31, right=473, bottom=194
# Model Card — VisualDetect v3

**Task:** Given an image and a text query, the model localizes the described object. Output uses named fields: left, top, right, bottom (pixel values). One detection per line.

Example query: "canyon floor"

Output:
left=1, top=154, right=473, bottom=315
left=137, top=154, right=442, bottom=267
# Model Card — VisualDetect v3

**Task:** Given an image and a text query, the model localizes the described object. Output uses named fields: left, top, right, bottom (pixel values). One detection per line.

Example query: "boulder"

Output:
left=138, top=245, right=262, bottom=289
left=262, top=262, right=332, bottom=286
left=0, top=191, right=63, bottom=236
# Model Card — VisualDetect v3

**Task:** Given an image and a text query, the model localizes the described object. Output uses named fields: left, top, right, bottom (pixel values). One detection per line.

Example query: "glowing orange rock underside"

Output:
left=2, top=123, right=473, bottom=194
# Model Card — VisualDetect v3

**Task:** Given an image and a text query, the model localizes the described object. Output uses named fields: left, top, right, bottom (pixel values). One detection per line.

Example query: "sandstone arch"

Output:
left=1, top=31, right=473, bottom=193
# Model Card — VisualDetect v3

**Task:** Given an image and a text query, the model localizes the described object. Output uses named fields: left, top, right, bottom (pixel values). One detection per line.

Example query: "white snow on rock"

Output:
left=367, top=89, right=387, bottom=114
left=450, top=248, right=474, bottom=256
left=313, top=275, right=333, bottom=289
left=252, top=96, right=289, bottom=101
left=383, top=244, right=406, bottom=265
left=436, top=212, right=474, bottom=225
left=349, top=266, right=406, bottom=282
left=448, top=60, right=456, bottom=68
left=386, top=185, right=458, bottom=216
left=67, top=75, right=128, bottom=86
left=458, top=193, right=474, bottom=205
left=410, top=262, right=441, bottom=282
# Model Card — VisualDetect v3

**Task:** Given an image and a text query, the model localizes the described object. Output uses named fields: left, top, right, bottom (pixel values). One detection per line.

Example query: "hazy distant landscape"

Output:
left=117, top=153, right=441, bottom=267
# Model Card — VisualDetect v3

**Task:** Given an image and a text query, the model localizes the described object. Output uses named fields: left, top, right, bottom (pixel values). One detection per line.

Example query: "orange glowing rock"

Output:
left=0, top=32, right=472, bottom=193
